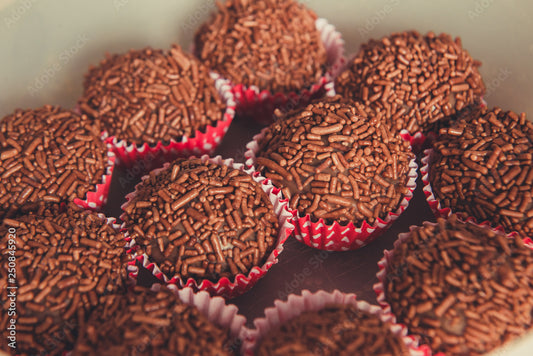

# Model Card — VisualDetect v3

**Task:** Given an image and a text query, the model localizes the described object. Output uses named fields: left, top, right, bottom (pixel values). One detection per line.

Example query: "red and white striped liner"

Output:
left=101, top=73, right=235, bottom=169
left=231, top=18, right=346, bottom=125
left=245, top=128, right=418, bottom=251
left=241, top=289, right=430, bottom=356
left=123, top=155, right=296, bottom=299
left=374, top=218, right=533, bottom=356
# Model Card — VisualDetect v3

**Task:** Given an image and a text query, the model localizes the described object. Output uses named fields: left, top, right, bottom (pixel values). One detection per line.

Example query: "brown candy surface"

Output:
left=335, top=31, right=485, bottom=134
left=0, top=106, right=109, bottom=219
left=79, top=46, right=226, bottom=145
left=73, top=286, right=237, bottom=356
left=0, top=204, right=127, bottom=355
left=194, top=0, right=327, bottom=94
left=256, top=304, right=409, bottom=356
left=429, top=106, right=533, bottom=237
left=122, top=158, right=279, bottom=283
left=385, top=215, right=533, bottom=355
left=254, top=96, right=413, bottom=225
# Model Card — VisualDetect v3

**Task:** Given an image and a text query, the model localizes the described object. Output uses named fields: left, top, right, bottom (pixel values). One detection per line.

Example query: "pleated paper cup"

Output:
left=102, top=73, right=235, bottom=170
left=242, top=289, right=430, bottom=356
left=123, top=155, right=296, bottom=299
left=245, top=128, right=418, bottom=251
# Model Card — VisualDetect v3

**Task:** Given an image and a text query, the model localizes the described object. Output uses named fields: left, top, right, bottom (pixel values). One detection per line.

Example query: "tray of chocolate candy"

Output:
left=1, top=1, right=532, bottom=355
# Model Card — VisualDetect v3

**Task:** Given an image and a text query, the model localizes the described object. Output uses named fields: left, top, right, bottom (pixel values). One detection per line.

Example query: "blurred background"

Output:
left=0, top=0, right=532, bottom=119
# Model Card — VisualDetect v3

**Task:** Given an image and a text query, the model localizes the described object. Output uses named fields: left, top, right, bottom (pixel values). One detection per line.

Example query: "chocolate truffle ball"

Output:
left=0, top=106, right=109, bottom=219
left=121, top=158, right=279, bottom=283
left=73, top=286, right=238, bottom=356
left=335, top=31, right=485, bottom=134
left=429, top=106, right=533, bottom=237
left=0, top=204, right=127, bottom=355
left=384, top=215, right=533, bottom=355
left=253, top=96, right=414, bottom=225
left=78, top=45, right=226, bottom=145
left=194, top=0, right=328, bottom=94
left=256, top=304, right=410, bottom=356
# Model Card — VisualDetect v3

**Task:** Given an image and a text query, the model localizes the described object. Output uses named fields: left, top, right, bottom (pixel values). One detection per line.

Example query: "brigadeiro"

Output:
left=375, top=215, right=533, bottom=355
left=73, top=285, right=245, bottom=355
left=422, top=106, right=533, bottom=237
left=0, top=204, right=127, bottom=355
left=0, top=105, right=114, bottom=218
left=243, top=289, right=427, bottom=356
left=193, top=0, right=345, bottom=124
left=78, top=45, right=235, bottom=168
left=122, top=155, right=294, bottom=298
left=245, top=96, right=417, bottom=251
left=334, top=30, right=485, bottom=147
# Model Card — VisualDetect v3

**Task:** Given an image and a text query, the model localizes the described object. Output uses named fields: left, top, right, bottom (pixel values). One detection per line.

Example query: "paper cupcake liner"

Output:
left=374, top=218, right=533, bottom=356
left=241, top=289, right=429, bottom=356
left=164, top=284, right=247, bottom=352
left=123, top=155, right=296, bottom=299
left=72, top=150, right=115, bottom=211
left=102, top=73, right=235, bottom=169
left=231, top=18, right=346, bottom=125
left=245, top=128, right=418, bottom=251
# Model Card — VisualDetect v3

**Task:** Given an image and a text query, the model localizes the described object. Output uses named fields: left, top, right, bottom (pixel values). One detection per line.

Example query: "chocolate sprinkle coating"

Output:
left=335, top=31, right=485, bottom=134
left=255, top=96, right=414, bottom=225
left=429, top=106, right=533, bottom=237
left=0, top=204, right=127, bottom=355
left=256, top=304, right=409, bottom=356
left=194, top=0, right=327, bottom=94
left=73, top=286, right=237, bottom=356
left=0, top=106, right=108, bottom=219
left=79, top=46, right=226, bottom=145
left=122, top=158, right=279, bottom=283
left=385, top=215, right=533, bottom=355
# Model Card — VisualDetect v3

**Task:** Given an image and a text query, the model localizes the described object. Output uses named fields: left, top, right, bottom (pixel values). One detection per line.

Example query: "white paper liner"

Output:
left=164, top=284, right=247, bottom=344
left=245, top=128, right=418, bottom=251
left=123, top=154, right=296, bottom=298
left=242, top=289, right=429, bottom=356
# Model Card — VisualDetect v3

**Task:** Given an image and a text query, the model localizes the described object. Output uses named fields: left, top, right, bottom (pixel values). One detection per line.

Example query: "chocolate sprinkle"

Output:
left=429, top=106, right=533, bottom=237
left=122, top=158, right=279, bottom=282
left=256, top=304, right=410, bottom=356
left=254, top=96, right=413, bottom=225
left=0, top=106, right=108, bottom=219
left=79, top=46, right=226, bottom=145
left=194, top=0, right=327, bottom=94
left=335, top=31, right=485, bottom=134
left=385, top=215, right=533, bottom=355
left=0, top=204, right=127, bottom=355
left=73, top=286, right=238, bottom=356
